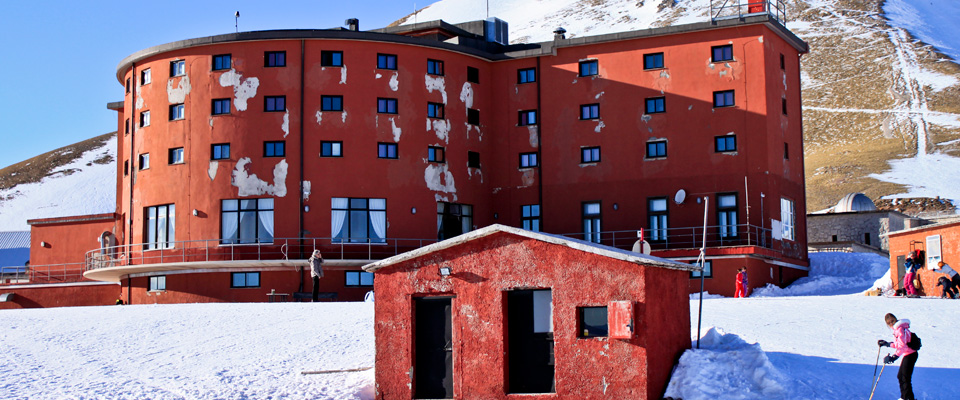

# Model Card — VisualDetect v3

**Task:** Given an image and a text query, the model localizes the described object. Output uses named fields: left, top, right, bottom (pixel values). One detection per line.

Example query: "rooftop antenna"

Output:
left=486, top=0, right=489, bottom=19
left=414, top=3, right=418, bottom=24
left=235, top=11, right=240, bottom=33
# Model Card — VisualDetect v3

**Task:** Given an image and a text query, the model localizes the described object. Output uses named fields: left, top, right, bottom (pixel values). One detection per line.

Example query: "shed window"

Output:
left=578, top=306, right=608, bottom=338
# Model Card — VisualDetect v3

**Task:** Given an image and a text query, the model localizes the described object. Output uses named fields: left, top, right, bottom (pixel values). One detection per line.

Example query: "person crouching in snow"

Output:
left=933, top=261, right=960, bottom=297
left=308, top=250, right=324, bottom=302
left=734, top=267, right=745, bottom=298
left=878, top=313, right=918, bottom=400
left=936, top=276, right=958, bottom=299
left=903, top=258, right=918, bottom=296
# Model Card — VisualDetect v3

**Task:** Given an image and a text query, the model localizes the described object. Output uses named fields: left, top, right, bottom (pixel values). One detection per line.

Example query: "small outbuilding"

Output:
left=363, top=224, right=697, bottom=399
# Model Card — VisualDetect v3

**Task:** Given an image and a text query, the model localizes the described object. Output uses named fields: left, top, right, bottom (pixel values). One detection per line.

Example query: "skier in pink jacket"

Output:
left=878, top=313, right=918, bottom=400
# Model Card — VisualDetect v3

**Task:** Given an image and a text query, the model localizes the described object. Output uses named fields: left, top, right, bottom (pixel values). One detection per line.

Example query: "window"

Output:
left=580, top=104, right=599, bottom=120
left=428, top=146, right=445, bottom=163
left=427, top=59, right=444, bottom=75
left=331, top=198, right=386, bottom=243
left=468, top=151, right=480, bottom=168
left=518, top=110, right=537, bottom=126
left=467, top=66, right=479, bottom=83
left=168, top=147, right=184, bottom=165
left=519, top=152, right=538, bottom=168
left=378, top=143, right=398, bottom=159
left=715, top=135, right=737, bottom=153
left=221, top=198, right=274, bottom=244
left=169, top=103, right=184, bottom=121
left=377, top=98, right=398, bottom=114
left=648, top=197, right=668, bottom=242
left=645, top=97, right=665, bottom=114
left=264, top=141, right=285, bottom=157
left=467, top=108, right=480, bottom=126
left=712, top=45, right=733, bottom=62
left=644, top=52, right=664, bottom=69
left=713, top=90, right=735, bottom=107
left=149, top=275, right=166, bottom=291
left=265, top=51, right=286, bottom=67
left=211, top=143, right=230, bottom=160
left=170, top=60, right=185, bottom=77
left=690, top=260, right=713, bottom=278
left=321, top=51, right=343, bottom=67
left=578, top=306, right=608, bottom=338
left=781, top=198, right=795, bottom=241
left=427, top=102, right=445, bottom=119
left=145, top=204, right=175, bottom=250
left=138, top=153, right=150, bottom=170
left=345, top=271, right=374, bottom=287
left=784, top=142, right=789, bottom=160
left=124, top=119, right=130, bottom=134
left=321, top=95, right=343, bottom=112
left=212, top=98, right=231, bottom=115
left=581, top=147, right=600, bottom=163
left=780, top=53, right=785, bottom=70
left=231, top=272, right=260, bottom=288
left=579, top=60, right=598, bottom=77
left=646, top=140, right=667, bottom=158
left=321, top=141, right=342, bottom=157
left=140, top=68, right=151, bottom=85
left=124, top=160, right=129, bottom=176
left=437, top=202, right=472, bottom=240
left=139, top=111, right=150, bottom=127
left=718, top=193, right=738, bottom=238
left=865, top=233, right=871, bottom=246
left=126, top=78, right=131, bottom=93
left=522, top=204, right=541, bottom=232
left=213, top=54, right=231, bottom=71
left=518, top=68, right=536, bottom=84
left=265, top=96, right=286, bottom=112
left=782, top=97, right=788, bottom=115
left=583, top=201, right=601, bottom=243
left=377, top=53, right=397, bottom=70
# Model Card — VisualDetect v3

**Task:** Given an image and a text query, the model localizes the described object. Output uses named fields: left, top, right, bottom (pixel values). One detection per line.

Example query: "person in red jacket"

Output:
left=734, top=267, right=745, bottom=298
left=878, top=313, right=918, bottom=400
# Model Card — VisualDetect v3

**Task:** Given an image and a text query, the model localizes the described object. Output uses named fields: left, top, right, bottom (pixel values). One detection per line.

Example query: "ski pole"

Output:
left=868, top=359, right=886, bottom=400
left=871, top=346, right=881, bottom=386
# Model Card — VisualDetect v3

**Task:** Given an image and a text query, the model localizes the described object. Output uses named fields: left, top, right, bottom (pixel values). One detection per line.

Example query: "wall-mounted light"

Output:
left=40, top=241, right=48, bottom=248
left=439, top=266, right=451, bottom=276
left=494, top=213, right=499, bottom=219
left=613, top=203, right=619, bottom=210
left=192, top=209, right=199, bottom=216
left=411, top=207, right=417, bottom=214
left=304, top=205, right=310, bottom=212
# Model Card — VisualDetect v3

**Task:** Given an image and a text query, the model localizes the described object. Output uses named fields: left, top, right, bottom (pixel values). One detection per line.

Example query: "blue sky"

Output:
left=0, top=0, right=422, bottom=168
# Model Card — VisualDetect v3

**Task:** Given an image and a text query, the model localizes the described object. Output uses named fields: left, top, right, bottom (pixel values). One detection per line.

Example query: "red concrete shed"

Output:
left=363, top=224, right=697, bottom=399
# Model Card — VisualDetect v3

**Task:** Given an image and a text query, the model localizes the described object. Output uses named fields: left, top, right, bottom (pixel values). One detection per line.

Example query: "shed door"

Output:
left=897, top=255, right=906, bottom=289
left=415, top=297, right=453, bottom=399
left=507, top=289, right=555, bottom=394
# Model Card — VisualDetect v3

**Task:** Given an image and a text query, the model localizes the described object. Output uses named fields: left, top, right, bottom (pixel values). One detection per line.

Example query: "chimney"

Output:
left=553, top=27, right=566, bottom=40
left=345, top=18, right=359, bottom=31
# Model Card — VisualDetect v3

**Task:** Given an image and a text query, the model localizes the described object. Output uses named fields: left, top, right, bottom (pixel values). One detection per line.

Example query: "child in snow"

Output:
left=903, top=258, right=918, bottom=296
left=878, top=313, right=918, bottom=400
left=936, top=276, right=958, bottom=299
left=933, top=261, right=960, bottom=295
left=734, top=267, right=745, bottom=298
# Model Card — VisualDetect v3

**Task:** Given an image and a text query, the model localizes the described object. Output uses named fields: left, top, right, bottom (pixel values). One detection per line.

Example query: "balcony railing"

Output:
left=711, top=0, right=787, bottom=25
left=560, top=223, right=803, bottom=257
left=1, top=263, right=87, bottom=285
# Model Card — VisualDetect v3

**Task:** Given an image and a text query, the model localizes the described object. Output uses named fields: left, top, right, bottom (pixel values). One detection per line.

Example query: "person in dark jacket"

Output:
left=936, top=276, right=958, bottom=299
left=878, top=313, right=918, bottom=400
left=308, top=250, right=324, bottom=302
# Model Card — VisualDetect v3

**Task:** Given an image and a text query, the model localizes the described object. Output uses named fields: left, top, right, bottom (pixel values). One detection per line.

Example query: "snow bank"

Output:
left=753, top=252, right=890, bottom=297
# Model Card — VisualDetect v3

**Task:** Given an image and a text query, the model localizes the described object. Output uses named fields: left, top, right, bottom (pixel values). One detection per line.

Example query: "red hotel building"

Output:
left=3, top=10, right=809, bottom=308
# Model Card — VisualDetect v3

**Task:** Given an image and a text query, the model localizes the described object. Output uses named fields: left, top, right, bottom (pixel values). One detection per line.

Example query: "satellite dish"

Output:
left=675, top=189, right=687, bottom=204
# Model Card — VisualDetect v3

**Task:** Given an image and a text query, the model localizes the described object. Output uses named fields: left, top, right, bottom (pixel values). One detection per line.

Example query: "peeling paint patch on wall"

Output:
left=425, top=74, right=447, bottom=104
left=424, top=164, right=457, bottom=200
left=391, top=117, right=402, bottom=142
left=219, top=69, right=260, bottom=111
left=521, top=170, right=535, bottom=187
left=528, top=126, right=539, bottom=148
left=430, top=118, right=451, bottom=143
left=231, top=157, right=288, bottom=197
left=315, top=111, right=323, bottom=126
left=340, top=65, right=348, bottom=85
left=208, top=161, right=218, bottom=181
left=341, top=110, right=347, bottom=124
left=167, top=75, right=192, bottom=104
left=595, top=120, right=605, bottom=133
left=467, top=166, right=483, bottom=183
left=302, top=181, right=311, bottom=201
left=595, top=91, right=604, bottom=99
left=282, top=110, right=290, bottom=137
left=389, top=72, right=399, bottom=92
left=136, top=94, right=144, bottom=110
left=459, top=82, right=474, bottom=109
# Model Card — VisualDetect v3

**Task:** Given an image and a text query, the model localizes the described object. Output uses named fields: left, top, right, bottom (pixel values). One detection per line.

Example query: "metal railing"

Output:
left=0, top=263, right=88, bottom=285
left=560, top=223, right=788, bottom=253
left=711, top=0, right=787, bottom=24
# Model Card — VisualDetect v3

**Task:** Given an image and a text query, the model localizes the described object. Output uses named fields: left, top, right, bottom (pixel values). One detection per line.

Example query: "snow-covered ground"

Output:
left=883, top=0, right=960, bottom=63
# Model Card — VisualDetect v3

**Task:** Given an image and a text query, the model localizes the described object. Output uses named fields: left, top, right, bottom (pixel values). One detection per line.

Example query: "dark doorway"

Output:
left=897, top=255, right=906, bottom=289
left=507, top=289, right=555, bottom=394
left=415, top=297, right=453, bottom=399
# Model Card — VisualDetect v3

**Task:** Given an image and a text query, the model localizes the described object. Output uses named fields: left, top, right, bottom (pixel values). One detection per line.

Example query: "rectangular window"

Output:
left=581, top=146, right=600, bottom=163
left=265, top=51, right=286, bottom=67
left=583, top=201, right=601, bottom=243
left=690, top=260, right=713, bottom=278
left=718, top=193, right=738, bottom=238
left=321, top=95, right=343, bottom=112
left=264, top=141, right=285, bottom=157
left=211, top=143, right=230, bottom=160
left=231, top=272, right=261, bottom=288
left=377, top=98, right=398, bottom=114
left=138, top=153, right=150, bottom=170
left=169, top=103, right=184, bottom=121
left=519, top=152, right=538, bottom=168
left=331, top=197, right=387, bottom=243
left=377, top=53, right=397, bottom=70
left=125, top=119, right=130, bottom=134
left=467, top=151, right=480, bottom=168
left=437, top=202, right=473, bottom=240
left=646, top=140, right=667, bottom=158
left=427, top=59, right=444, bottom=76
left=428, top=146, right=445, bottom=163
left=518, top=110, right=537, bottom=126
left=345, top=271, right=374, bottom=287
left=578, top=306, right=608, bottom=338
left=467, top=108, right=480, bottom=126
left=648, top=197, right=668, bottom=242
left=221, top=198, right=274, bottom=244
left=170, top=60, right=185, bottom=77
left=321, top=51, right=343, bottom=67
left=149, top=275, right=166, bottom=291
left=643, top=52, right=664, bottom=69
left=713, top=90, right=735, bottom=107
left=212, top=98, right=231, bottom=115
left=213, top=54, right=231, bottom=71
left=712, top=45, right=733, bottom=62
left=139, top=111, right=150, bottom=127
left=168, top=147, right=184, bottom=165
left=784, top=142, right=789, bottom=160
left=265, top=96, right=286, bottom=112
left=715, top=135, right=737, bottom=152
left=378, top=143, right=398, bottom=159
left=321, top=141, right=342, bottom=157
left=780, top=53, right=785, bottom=70
left=580, top=104, right=599, bottom=120
left=645, top=97, right=665, bottom=114
left=522, top=204, right=541, bottom=232
left=145, top=204, right=175, bottom=250
left=781, top=198, right=795, bottom=241
left=518, top=67, right=536, bottom=84
left=782, top=97, right=788, bottom=115
left=126, top=78, right=131, bottom=93
left=124, top=160, right=129, bottom=176
left=467, top=66, right=479, bottom=83
left=579, top=60, right=598, bottom=77
left=140, top=68, right=151, bottom=85
left=427, top=102, right=445, bottom=119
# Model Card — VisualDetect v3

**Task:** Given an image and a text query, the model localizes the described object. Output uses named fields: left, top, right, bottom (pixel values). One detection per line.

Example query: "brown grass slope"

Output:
left=0, top=132, right=115, bottom=195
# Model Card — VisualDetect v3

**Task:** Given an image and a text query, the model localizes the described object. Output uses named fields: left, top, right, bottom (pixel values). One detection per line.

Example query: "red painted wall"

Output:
left=888, top=222, right=960, bottom=296
left=371, top=232, right=690, bottom=399
left=0, top=283, right=120, bottom=310
left=28, top=216, right=117, bottom=283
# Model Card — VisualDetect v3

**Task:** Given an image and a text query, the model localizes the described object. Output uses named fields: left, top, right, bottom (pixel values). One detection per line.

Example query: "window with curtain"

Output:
left=781, top=198, right=795, bottom=241
left=145, top=204, right=175, bottom=250
left=648, top=197, right=668, bottom=242
left=718, top=193, right=738, bottom=238
left=332, top=198, right=386, bottom=243
left=582, top=202, right=601, bottom=243
left=221, top=198, right=274, bottom=244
